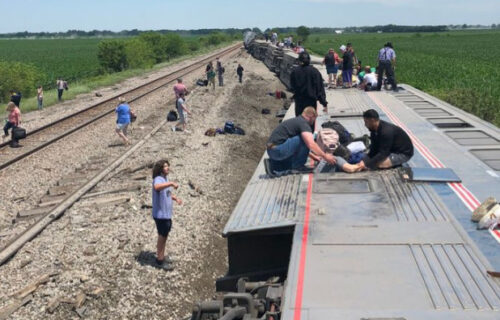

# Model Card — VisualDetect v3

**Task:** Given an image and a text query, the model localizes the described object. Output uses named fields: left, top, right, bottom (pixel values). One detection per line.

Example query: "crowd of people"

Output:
left=322, top=42, right=398, bottom=92
left=2, top=39, right=408, bottom=272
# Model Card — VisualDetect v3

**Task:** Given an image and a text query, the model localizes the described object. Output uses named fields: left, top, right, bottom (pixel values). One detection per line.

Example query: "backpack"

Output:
left=224, top=121, right=235, bottom=134
left=317, top=128, right=339, bottom=154
left=129, top=110, right=137, bottom=123
left=234, top=126, right=245, bottom=135
left=167, top=110, right=178, bottom=122
left=321, top=121, right=352, bottom=145
left=196, top=79, right=208, bottom=86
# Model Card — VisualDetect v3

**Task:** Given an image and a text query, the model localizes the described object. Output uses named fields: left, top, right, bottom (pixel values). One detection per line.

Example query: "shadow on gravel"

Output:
left=135, top=250, right=158, bottom=268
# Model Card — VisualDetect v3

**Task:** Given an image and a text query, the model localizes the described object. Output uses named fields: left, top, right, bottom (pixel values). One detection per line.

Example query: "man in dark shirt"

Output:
left=340, top=45, right=353, bottom=88
left=266, top=107, right=336, bottom=173
left=359, top=109, right=414, bottom=170
left=10, top=90, right=22, bottom=107
left=290, top=51, right=328, bottom=116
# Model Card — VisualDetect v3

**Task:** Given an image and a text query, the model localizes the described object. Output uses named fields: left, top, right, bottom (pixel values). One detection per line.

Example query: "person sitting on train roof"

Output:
left=266, top=107, right=336, bottom=174
left=359, top=66, right=378, bottom=91
left=358, top=109, right=414, bottom=170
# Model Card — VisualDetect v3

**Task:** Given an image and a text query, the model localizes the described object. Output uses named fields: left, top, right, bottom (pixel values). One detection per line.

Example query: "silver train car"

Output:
left=189, top=40, right=500, bottom=320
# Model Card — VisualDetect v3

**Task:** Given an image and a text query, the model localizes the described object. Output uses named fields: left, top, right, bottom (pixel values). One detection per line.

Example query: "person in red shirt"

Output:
left=3, top=101, right=22, bottom=147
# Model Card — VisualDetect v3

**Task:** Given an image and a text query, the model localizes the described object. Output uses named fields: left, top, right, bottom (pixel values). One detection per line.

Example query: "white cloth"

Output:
left=347, top=141, right=366, bottom=153
left=364, top=73, right=378, bottom=86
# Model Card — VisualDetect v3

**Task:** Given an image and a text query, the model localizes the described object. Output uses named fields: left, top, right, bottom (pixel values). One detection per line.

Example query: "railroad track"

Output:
left=0, top=43, right=242, bottom=265
left=0, top=42, right=242, bottom=171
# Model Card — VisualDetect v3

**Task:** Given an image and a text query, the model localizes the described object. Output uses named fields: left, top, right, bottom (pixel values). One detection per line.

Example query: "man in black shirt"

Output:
left=290, top=51, right=328, bottom=116
left=340, top=45, right=353, bottom=88
left=359, top=109, right=414, bottom=170
left=266, top=107, right=336, bottom=173
left=10, top=90, right=22, bottom=107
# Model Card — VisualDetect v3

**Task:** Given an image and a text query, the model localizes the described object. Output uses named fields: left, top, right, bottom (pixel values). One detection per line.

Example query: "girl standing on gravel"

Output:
left=152, top=159, right=182, bottom=271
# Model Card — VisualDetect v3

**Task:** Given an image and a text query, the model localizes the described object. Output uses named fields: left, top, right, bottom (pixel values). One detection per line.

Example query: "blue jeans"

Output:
left=267, top=136, right=310, bottom=172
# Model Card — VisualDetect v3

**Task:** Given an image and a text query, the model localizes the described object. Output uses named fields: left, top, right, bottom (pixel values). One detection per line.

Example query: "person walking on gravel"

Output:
left=56, top=77, right=68, bottom=101
left=173, top=78, right=188, bottom=105
left=3, top=102, right=21, bottom=147
left=206, top=62, right=216, bottom=90
left=376, top=42, right=398, bottom=92
left=115, top=97, right=134, bottom=145
left=172, top=92, right=191, bottom=132
left=237, top=63, right=244, bottom=83
left=216, top=57, right=225, bottom=86
left=152, top=159, right=182, bottom=271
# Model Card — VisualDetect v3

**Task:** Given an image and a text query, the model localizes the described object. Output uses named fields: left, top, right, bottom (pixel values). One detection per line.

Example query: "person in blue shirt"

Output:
left=115, top=97, right=134, bottom=145
left=152, top=159, right=182, bottom=271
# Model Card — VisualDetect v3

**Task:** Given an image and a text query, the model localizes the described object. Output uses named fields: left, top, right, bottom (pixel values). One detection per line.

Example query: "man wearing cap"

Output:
left=290, top=51, right=328, bottom=116
left=376, top=42, right=398, bottom=92
left=339, top=44, right=353, bottom=88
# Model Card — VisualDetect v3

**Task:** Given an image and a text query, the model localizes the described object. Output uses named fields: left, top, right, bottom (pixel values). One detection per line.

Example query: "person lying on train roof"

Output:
left=358, top=109, right=414, bottom=170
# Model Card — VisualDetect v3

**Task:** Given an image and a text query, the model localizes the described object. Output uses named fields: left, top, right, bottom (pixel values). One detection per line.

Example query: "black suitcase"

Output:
left=12, top=127, right=27, bottom=140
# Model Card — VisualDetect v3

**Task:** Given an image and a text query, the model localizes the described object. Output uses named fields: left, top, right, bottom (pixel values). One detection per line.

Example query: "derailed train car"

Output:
left=189, top=39, right=500, bottom=320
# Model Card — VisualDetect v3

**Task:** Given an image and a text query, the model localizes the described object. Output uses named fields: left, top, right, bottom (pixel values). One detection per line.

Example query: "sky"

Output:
left=0, top=0, right=499, bottom=33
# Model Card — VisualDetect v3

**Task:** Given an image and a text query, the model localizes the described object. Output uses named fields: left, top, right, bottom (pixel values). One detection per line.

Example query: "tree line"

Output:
left=0, top=32, right=236, bottom=103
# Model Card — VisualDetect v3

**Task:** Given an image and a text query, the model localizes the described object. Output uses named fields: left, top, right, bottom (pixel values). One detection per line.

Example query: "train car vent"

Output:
left=413, top=108, right=451, bottom=117
left=314, top=179, right=371, bottom=194
left=445, top=130, right=499, bottom=146
left=470, top=149, right=500, bottom=171
left=427, top=117, right=473, bottom=128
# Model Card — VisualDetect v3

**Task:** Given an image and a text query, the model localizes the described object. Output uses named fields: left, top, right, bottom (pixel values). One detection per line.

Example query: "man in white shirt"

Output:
left=360, top=66, right=378, bottom=91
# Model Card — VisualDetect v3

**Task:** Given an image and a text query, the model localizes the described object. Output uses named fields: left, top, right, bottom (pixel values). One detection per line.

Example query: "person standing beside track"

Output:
left=216, top=57, right=224, bottom=86
left=206, top=61, right=216, bottom=90
left=376, top=42, right=398, bottom=92
left=56, top=78, right=68, bottom=101
left=236, top=63, right=244, bottom=83
left=290, top=51, right=328, bottom=116
left=151, top=159, right=182, bottom=271
left=115, top=97, right=134, bottom=145
left=173, top=78, right=188, bottom=108
left=265, top=107, right=336, bottom=174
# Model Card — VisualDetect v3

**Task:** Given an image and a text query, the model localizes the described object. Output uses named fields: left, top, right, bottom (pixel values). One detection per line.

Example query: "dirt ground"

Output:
left=0, top=48, right=288, bottom=319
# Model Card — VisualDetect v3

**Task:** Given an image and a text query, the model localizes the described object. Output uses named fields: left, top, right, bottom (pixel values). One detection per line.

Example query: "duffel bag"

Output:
left=12, top=127, right=27, bottom=140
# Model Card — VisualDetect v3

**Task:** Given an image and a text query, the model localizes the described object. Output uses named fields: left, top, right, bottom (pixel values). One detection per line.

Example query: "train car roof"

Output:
left=223, top=43, right=500, bottom=319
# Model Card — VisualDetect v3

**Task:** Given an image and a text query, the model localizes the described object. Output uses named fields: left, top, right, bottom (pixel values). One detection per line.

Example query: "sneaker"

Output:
left=263, top=158, right=276, bottom=178
left=155, top=260, right=174, bottom=271
left=291, top=166, right=314, bottom=174
left=472, top=197, right=497, bottom=222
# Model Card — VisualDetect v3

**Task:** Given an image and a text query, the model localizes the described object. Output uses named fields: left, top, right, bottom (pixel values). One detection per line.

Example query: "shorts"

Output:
left=177, top=109, right=187, bottom=124
left=154, top=218, right=172, bottom=237
left=116, top=123, right=129, bottom=134
left=326, top=65, right=339, bottom=74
